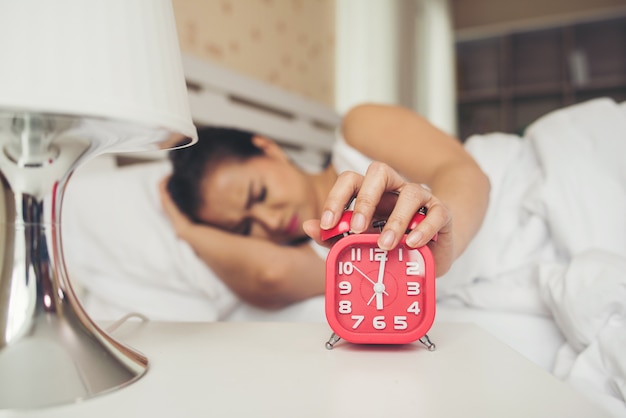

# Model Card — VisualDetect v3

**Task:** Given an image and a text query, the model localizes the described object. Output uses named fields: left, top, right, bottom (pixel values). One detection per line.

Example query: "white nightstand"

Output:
left=5, top=321, right=611, bottom=418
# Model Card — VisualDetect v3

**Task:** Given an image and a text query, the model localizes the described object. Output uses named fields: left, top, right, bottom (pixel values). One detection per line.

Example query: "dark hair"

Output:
left=166, top=126, right=263, bottom=222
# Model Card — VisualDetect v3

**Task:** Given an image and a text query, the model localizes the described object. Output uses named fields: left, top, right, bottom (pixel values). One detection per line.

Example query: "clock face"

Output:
left=325, top=233, right=436, bottom=345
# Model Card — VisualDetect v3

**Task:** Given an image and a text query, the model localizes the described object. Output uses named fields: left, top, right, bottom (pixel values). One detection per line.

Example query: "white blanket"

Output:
left=440, top=98, right=626, bottom=416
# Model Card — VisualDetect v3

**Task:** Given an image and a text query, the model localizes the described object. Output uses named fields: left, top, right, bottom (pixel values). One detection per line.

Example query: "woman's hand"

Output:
left=303, top=162, right=455, bottom=276
left=158, top=177, right=195, bottom=239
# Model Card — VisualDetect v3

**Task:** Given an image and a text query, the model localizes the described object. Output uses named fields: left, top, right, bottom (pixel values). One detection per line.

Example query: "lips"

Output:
left=286, top=214, right=299, bottom=235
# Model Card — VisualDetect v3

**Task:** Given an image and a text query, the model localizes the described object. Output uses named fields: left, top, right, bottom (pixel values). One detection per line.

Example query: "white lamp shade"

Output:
left=0, top=0, right=197, bottom=148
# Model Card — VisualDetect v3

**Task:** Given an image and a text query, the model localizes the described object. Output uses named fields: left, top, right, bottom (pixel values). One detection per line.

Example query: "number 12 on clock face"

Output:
left=325, top=233, right=436, bottom=345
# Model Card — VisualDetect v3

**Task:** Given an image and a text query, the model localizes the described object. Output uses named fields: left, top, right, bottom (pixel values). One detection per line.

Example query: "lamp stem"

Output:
left=0, top=114, right=148, bottom=409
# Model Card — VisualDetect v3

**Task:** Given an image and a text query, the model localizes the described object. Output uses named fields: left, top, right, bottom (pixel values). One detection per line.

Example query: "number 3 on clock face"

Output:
left=325, top=225, right=436, bottom=346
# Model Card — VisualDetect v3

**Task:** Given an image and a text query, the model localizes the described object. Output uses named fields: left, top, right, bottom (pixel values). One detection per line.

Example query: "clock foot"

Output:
left=419, top=334, right=436, bottom=351
left=325, top=333, right=341, bottom=350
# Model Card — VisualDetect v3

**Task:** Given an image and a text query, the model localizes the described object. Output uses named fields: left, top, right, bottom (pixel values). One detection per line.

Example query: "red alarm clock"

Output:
left=322, top=209, right=436, bottom=350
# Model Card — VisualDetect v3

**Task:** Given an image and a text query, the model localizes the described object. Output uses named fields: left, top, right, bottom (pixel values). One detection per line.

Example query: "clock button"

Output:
left=320, top=210, right=353, bottom=241
left=407, top=208, right=438, bottom=242
left=407, top=210, right=426, bottom=231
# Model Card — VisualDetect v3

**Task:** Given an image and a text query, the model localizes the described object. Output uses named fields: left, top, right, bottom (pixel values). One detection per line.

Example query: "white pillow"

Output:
left=62, top=158, right=240, bottom=322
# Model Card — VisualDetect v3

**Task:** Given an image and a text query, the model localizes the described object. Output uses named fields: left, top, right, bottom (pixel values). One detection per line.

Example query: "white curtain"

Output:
left=413, top=0, right=457, bottom=136
left=334, top=0, right=400, bottom=114
left=335, top=0, right=457, bottom=136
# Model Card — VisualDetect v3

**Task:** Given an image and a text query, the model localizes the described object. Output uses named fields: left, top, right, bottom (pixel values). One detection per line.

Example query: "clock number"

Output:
left=406, top=282, right=420, bottom=295
left=406, top=261, right=421, bottom=275
left=370, top=248, right=387, bottom=262
left=338, top=261, right=353, bottom=275
left=338, top=300, right=352, bottom=314
left=398, top=247, right=403, bottom=262
left=351, top=315, right=364, bottom=329
left=373, top=316, right=386, bottom=330
left=351, top=247, right=361, bottom=261
left=407, top=301, right=421, bottom=315
left=338, top=280, right=352, bottom=294
left=394, top=316, right=408, bottom=330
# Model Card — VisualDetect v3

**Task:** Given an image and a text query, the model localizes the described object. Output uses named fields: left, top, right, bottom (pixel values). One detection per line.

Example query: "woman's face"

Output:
left=196, top=138, right=319, bottom=244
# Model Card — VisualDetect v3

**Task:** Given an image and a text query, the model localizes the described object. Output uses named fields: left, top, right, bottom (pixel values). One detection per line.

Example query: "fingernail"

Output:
left=379, top=230, right=395, bottom=249
left=406, top=230, right=424, bottom=247
left=351, top=212, right=366, bottom=232
left=320, top=210, right=334, bottom=229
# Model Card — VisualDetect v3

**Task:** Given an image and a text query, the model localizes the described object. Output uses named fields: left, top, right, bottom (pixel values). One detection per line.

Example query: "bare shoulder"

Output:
left=340, top=103, right=461, bottom=164
left=341, top=103, right=412, bottom=149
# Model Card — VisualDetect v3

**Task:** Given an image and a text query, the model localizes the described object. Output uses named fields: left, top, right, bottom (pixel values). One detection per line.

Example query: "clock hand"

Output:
left=375, top=250, right=387, bottom=310
left=353, top=264, right=390, bottom=296
left=375, top=291, right=384, bottom=310
left=376, top=250, right=387, bottom=285
left=351, top=264, right=375, bottom=285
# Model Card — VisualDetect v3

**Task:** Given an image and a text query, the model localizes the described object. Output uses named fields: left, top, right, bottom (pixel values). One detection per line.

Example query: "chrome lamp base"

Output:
left=0, top=113, right=166, bottom=409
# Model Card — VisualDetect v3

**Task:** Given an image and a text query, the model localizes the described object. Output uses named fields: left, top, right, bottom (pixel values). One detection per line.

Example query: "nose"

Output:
left=250, top=204, right=282, bottom=234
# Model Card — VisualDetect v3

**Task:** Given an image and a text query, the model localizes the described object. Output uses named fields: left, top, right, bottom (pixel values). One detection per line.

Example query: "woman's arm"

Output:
left=159, top=179, right=324, bottom=309
left=310, top=103, right=490, bottom=276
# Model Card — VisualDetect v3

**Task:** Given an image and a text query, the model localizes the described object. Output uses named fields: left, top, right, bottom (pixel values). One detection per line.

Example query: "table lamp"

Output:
left=0, top=0, right=197, bottom=409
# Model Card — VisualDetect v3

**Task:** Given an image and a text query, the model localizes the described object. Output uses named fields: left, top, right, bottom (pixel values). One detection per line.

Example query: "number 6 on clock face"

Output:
left=324, top=230, right=436, bottom=346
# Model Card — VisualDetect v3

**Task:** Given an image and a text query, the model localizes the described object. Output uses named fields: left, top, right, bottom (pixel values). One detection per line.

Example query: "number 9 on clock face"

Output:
left=325, top=233, right=436, bottom=345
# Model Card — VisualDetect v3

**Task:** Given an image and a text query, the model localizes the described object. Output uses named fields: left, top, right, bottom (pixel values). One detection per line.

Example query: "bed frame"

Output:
left=183, top=55, right=339, bottom=154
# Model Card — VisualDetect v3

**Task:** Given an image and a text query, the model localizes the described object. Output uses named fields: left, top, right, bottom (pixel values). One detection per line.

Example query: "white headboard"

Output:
left=181, top=54, right=340, bottom=171
left=183, top=54, right=339, bottom=155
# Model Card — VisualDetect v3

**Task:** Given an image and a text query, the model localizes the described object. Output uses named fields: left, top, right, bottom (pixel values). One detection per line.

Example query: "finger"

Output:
left=159, top=180, right=175, bottom=209
left=319, top=171, right=363, bottom=230
left=158, top=179, right=169, bottom=205
left=406, top=201, right=451, bottom=248
left=303, top=219, right=342, bottom=249
left=158, top=177, right=187, bottom=223
left=377, top=183, right=430, bottom=250
left=158, top=177, right=172, bottom=202
left=352, top=162, right=406, bottom=233
left=302, top=219, right=322, bottom=243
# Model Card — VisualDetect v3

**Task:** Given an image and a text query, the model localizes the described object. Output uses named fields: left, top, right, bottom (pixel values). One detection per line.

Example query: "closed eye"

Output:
left=237, top=185, right=265, bottom=236
left=234, top=218, right=251, bottom=236
left=245, top=184, right=267, bottom=210
left=257, top=186, right=267, bottom=203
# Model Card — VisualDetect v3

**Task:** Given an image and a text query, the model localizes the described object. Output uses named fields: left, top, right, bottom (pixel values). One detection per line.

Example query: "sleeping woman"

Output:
left=160, top=103, right=490, bottom=309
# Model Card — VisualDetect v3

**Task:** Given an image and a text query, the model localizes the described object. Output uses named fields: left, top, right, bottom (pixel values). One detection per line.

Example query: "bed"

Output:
left=62, top=54, right=626, bottom=417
